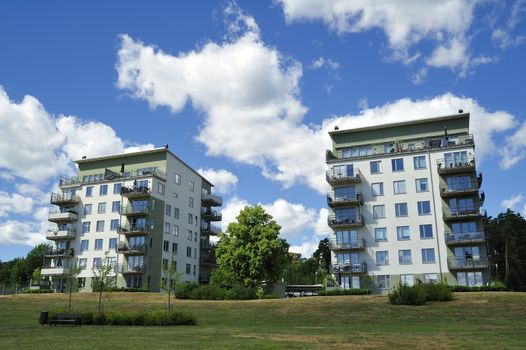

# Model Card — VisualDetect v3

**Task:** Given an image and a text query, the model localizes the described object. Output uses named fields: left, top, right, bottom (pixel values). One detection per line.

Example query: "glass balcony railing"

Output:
left=332, top=262, right=367, bottom=274
left=327, top=192, right=363, bottom=207
left=327, top=214, right=364, bottom=228
left=448, top=257, right=488, bottom=270
left=326, top=168, right=362, bottom=184
left=446, top=232, right=485, bottom=245
left=437, top=155, right=476, bottom=174
left=329, top=238, right=365, bottom=250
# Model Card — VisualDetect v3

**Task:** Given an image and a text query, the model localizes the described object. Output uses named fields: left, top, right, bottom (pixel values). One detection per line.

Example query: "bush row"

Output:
left=48, top=310, right=196, bottom=326
left=175, top=282, right=263, bottom=300
left=102, top=287, right=149, bottom=293
left=450, top=283, right=509, bottom=292
left=389, top=282, right=453, bottom=306
left=23, top=289, right=53, bottom=294
left=317, top=288, right=371, bottom=296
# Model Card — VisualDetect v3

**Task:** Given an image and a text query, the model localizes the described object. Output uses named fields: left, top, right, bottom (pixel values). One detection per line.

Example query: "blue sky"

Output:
left=1, top=0, right=525, bottom=260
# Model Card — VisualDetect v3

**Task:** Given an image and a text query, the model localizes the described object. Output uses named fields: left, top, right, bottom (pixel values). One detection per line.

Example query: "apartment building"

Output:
left=326, top=113, right=488, bottom=293
left=42, top=147, right=222, bottom=292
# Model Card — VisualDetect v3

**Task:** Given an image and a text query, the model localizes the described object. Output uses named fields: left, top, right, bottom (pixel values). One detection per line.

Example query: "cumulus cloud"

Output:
left=289, top=240, right=320, bottom=258
left=0, top=220, right=45, bottom=246
left=0, top=192, right=34, bottom=217
left=310, top=57, right=340, bottom=70
left=501, top=193, right=524, bottom=211
left=500, top=121, right=526, bottom=168
left=197, top=168, right=238, bottom=194
left=492, top=0, right=526, bottom=50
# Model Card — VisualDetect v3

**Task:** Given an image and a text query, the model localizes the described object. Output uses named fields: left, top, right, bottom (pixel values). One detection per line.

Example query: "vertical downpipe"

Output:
left=427, top=150, right=444, bottom=280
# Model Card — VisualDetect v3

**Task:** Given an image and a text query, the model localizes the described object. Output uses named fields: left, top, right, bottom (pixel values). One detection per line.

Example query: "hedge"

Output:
left=47, top=310, right=196, bottom=326
left=318, top=288, right=371, bottom=296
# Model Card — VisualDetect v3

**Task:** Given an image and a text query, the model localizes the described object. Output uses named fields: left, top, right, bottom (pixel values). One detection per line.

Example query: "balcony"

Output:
left=117, top=225, right=149, bottom=236
left=332, top=262, right=367, bottom=274
left=326, top=169, right=362, bottom=185
left=446, top=232, right=486, bottom=246
left=327, top=214, right=364, bottom=228
left=202, top=209, right=222, bottom=221
left=58, top=176, right=81, bottom=188
left=439, top=183, right=479, bottom=198
left=41, top=266, right=70, bottom=276
left=201, top=223, right=221, bottom=235
left=201, top=240, right=218, bottom=250
left=329, top=238, right=365, bottom=251
left=116, top=244, right=147, bottom=255
left=443, top=208, right=485, bottom=222
left=202, top=194, right=223, bottom=207
left=327, top=192, right=363, bottom=207
left=120, top=186, right=150, bottom=199
left=45, top=248, right=74, bottom=258
left=50, top=193, right=80, bottom=206
left=46, top=228, right=76, bottom=241
left=201, top=257, right=216, bottom=266
left=116, top=263, right=146, bottom=274
left=120, top=205, right=149, bottom=217
left=448, top=257, right=489, bottom=270
left=48, top=210, right=78, bottom=223
left=437, top=155, right=476, bottom=175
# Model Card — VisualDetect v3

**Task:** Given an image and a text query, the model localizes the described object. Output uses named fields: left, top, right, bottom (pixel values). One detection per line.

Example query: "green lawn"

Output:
left=0, top=292, right=524, bottom=349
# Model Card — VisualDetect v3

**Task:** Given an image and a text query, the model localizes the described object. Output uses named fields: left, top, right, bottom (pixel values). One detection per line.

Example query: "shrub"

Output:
left=424, top=282, right=453, bottom=301
left=47, top=310, right=195, bottom=326
left=23, top=289, right=53, bottom=294
left=450, top=282, right=509, bottom=293
left=175, top=282, right=199, bottom=299
left=229, top=285, right=257, bottom=300
left=388, top=283, right=427, bottom=306
left=318, top=288, right=371, bottom=296
left=190, top=284, right=229, bottom=300
left=103, top=287, right=149, bottom=293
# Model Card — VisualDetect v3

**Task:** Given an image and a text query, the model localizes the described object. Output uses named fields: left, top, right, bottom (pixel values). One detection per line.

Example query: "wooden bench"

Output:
left=49, top=313, right=82, bottom=326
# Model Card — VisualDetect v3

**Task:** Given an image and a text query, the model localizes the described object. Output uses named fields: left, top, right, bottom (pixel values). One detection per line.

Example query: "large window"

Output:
left=415, top=178, right=429, bottom=192
left=165, top=204, right=172, bottom=217
left=163, top=240, right=169, bottom=252
left=376, top=251, right=389, bottom=265
left=450, top=198, right=475, bottom=214
left=419, top=224, right=433, bottom=239
left=371, top=182, right=384, bottom=196
left=342, top=146, right=373, bottom=158
left=111, top=201, right=120, bottom=213
left=373, top=205, right=385, bottom=219
left=377, top=275, right=390, bottom=289
left=452, top=222, right=477, bottom=234
left=113, top=183, right=122, bottom=194
left=396, top=226, right=410, bottom=240
left=447, top=175, right=472, bottom=190
left=93, top=258, right=102, bottom=269
left=164, top=223, right=171, bottom=234
left=393, top=180, right=406, bottom=194
left=98, top=202, right=106, bottom=214
left=422, top=248, right=436, bottom=263
left=417, top=201, right=431, bottom=215
left=398, top=250, right=412, bottom=265
left=444, top=151, right=469, bottom=167
left=391, top=158, right=404, bottom=172
left=188, top=181, right=195, bottom=192
left=86, top=186, right=93, bottom=197
left=110, top=219, right=119, bottom=231
left=109, top=238, right=117, bottom=250
left=158, top=183, right=165, bottom=195
left=335, top=230, right=359, bottom=245
left=400, top=274, right=414, bottom=286
left=94, top=239, right=103, bottom=251
left=99, top=185, right=108, bottom=196
left=82, top=222, right=90, bottom=233
left=84, top=204, right=92, bottom=215
left=96, top=220, right=105, bottom=232
left=80, top=240, right=89, bottom=251
left=395, top=202, right=408, bottom=217
left=424, top=274, right=438, bottom=283
left=413, top=155, right=427, bottom=169
left=331, top=164, right=354, bottom=177
left=457, top=272, right=483, bottom=287
left=334, top=186, right=356, bottom=200
left=370, top=161, right=382, bottom=174
left=374, top=227, right=387, bottom=241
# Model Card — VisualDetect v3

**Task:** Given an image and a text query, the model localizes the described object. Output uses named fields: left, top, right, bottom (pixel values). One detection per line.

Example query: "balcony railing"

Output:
left=443, top=208, right=486, bottom=221
left=48, top=210, right=78, bottom=223
left=45, top=248, right=74, bottom=258
left=59, top=167, right=167, bottom=188
left=50, top=193, right=80, bottom=205
left=58, top=176, right=81, bottom=188
left=201, top=240, right=218, bottom=250
left=326, top=169, right=362, bottom=185
left=439, top=181, right=479, bottom=197
left=329, top=238, right=365, bottom=250
left=202, top=194, right=223, bottom=206
left=41, top=266, right=70, bottom=276
left=327, top=214, right=364, bottom=228
left=120, top=206, right=150, bottom=216
left=116, top=263, right=146, bottom=274
left=332, top=262, right=367, bottom=274
left=448, top=257, right=489, bottom=270
left=437, top=155, right=476, bottom=174
left=116, top=244, right=147, bottom=255
left=46, top=228, right=76, bottom=241
left=202, top=209, right=222, bottom=221
left=446, top=232, right=486, bottom=245
left=201, top=223, right=221, bottom=235
left=327, top=192, right=363, bottom=207
left=117, top=225, right=149, bottom=236
left=120, top=186, right=150, bottom=198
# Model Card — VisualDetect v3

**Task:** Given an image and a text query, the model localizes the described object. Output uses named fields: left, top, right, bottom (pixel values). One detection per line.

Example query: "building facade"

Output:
left=42, top=147, right=222, bottom=292
left=326, top=113, right=489, bottom=293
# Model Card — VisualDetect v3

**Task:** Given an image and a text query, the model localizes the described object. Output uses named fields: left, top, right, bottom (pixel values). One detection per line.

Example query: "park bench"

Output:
left=49, top=313, right=82, bottom=326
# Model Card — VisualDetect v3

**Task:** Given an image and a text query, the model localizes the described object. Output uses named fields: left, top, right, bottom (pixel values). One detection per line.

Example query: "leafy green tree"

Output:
left=65, top=259, right=83, bottom=311
left=214, top=205, right=289, bottom=288
left=161, top=252, right=183, bottom=312
left=313, top=238, right=331, bottom=272
left=486, top=210, right=526, bottom=291
left=282, top=258, right=319, bottom=285
left=92, top=251, right=114, bottom=315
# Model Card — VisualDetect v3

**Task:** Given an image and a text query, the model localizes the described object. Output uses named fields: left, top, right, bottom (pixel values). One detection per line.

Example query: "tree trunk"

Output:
left=68, top=278, right=73, bottom=310
left=168, top=290, right=171, bottom=313
left=505, top=232, right=509, bottom=282
left=98, top=281, right=103, bottom=315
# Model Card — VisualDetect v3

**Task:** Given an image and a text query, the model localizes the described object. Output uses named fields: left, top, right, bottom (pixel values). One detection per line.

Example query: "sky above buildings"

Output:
left=1, top=0, right=525, bottom=260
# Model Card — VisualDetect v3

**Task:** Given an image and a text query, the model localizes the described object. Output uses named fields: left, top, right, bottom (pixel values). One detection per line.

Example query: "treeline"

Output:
left=0, top=243, right=50, bottom=288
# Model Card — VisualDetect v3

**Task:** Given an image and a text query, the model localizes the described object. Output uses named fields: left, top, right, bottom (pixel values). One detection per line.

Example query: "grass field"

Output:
left=0, top=292, right=525, bottom=349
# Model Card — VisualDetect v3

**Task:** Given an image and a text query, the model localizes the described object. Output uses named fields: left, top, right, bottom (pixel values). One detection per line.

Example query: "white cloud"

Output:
left=492, top=0, right=526, bottom=50
left=197, top=168, right=238, bottom=194
left=220, top=196, right=250, bottom=231
left=289, top=240, right=320, bottom=258
left=0, top=220, right=45, bottom=246
left=499, top=121, right=526, bottom=169
left=501, top=193, right=524, bottom=211
left=310, top=57, right=340, bottom=70
left=0, top=191, right=34, bottom=217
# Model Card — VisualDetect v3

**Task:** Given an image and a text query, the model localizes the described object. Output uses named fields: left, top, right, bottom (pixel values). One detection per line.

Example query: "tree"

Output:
left=214, top=205, right=289, bottom=288
left=282, top=258, right=319, bottom=285
left=486, top=210, right=526, bottom=291
left=65, top=259, right=83, bottom=311
left=92, top=252, right=114, bottom=315
left=313, top=238, right=331, bottom=273
left=161, top=252, right=183, bottom=312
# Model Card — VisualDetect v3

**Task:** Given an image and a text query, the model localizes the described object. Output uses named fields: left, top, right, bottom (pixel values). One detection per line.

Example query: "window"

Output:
left=174, top=208, right=180, bottom=219
left=377, top=275, right=390, bottom=289
left=99, top=185, right=108, bottom=196
left=419, top=224, right=433, bottom=239
left=113, top=183, right=122, bottom=194
left=194, top=248, right=197, bottom=259
left=457, top=272, right=483, bottom=287
left=450, top=198, right=475, bottom=214
left=173, top=224, right=179, bottom=236
left=165, top=204, right=171, bottom=217
left=371, top=182, right=384, bottom=196
left=422, top=248, right=436, bottom=263
left=137, top=180, right=148, bottom=188
left=447, top=175, right=472, bottom=191
left=370, top=160, right=382, bottom=174
left=376, top=251, right=389, bottom=265
left=109, top=238, right=117, bottom=250
left=162, top=259, right=168, bottom=270
left=341, top=146, right=373, bottom=158
left=193, top=265, right=196, bottom=275
left=111, top=201, right=120, bottom=213
left=374, top=227, right=387, bottom=241
left=444, top=151, right=469, bottom=168
left=373, top=205, right=385, bottom=219
left=417, top=201, right=431, bottom=215
left=86, top=186, right=93, bottom=197
left=158, top=183, right=165, bottom=195
left=186, top=246, right=192, bottom=257
left=110, top=219, right=119, bottom=231
left=398, top=250, right=412, bottom=264
left=96, top=220, right=105, bottom=232
left=164, top=223, right=171, bottom=234
left=93, top=258, right=102, bottom=268
left=84, top=204, right=92, bottom=215
left=413, top=155, right=426, bottom=169
left=452, top=222, right=477, bottom=234
left=174, top=173, right=181, bottom=185
left=400, top=274, right=414, bottom=286
left=397, top=226, right=410, bottom=240
left=391, top=158, right=404, bottom=172
left=393, top=180, right=406, bottom=194
left=424, top=273, right=438, bottom=283
left=82, top=222, right=91, bottom=233
left=80, top=240, right=89, bottom=251
left=188, top=181, right=195, bottom=192
left=163, top=240, right=169, bottom=252
left=395, top=203, right=408, bottom=217
left=172, top=242, right=178, bottom=253
left=189, top=197, right=194, bottom=208
left=94, top=239, right=103, bottom=251
left=187, top=230, right=192, bottom=240
left=415, top=178, right=429, bottom=192
left=98, top=202, right=106, bottom=214
left=186, top=263, right=191, bottom=275
left=79, top=258, right=87, bottom=269
left=188, top=213, right=193, bottom=225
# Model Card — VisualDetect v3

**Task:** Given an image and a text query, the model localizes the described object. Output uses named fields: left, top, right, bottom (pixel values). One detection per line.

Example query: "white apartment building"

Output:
left=42, top=147, right=222, bottom=292
left=326, top=113, right=488, bottom=293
